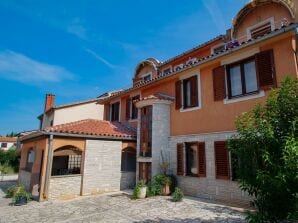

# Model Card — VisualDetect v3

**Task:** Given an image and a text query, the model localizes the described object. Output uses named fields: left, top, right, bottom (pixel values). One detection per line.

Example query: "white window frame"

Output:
left=246, top=17, right=275, bottom=40
left=179, top=73, right=202, bottom=112
left=109, top=99, right=121, bottom=122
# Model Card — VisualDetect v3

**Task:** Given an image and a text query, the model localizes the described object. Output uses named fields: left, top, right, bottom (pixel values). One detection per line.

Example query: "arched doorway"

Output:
left=52, top=145, right=82, bottom=176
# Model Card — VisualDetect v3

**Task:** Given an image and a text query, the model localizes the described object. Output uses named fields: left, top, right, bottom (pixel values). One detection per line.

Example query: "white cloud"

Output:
left=201, top=0, right=227, bottom=33
left=66, top=17, right=88, bottom=40
left=83, top=48, right=116, bottom=69
left=0, top=50, right=75, bottom=84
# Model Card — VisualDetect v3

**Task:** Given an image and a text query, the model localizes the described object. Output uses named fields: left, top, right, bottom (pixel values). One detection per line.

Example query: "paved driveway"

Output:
left=0, top=182, right=247, bottom=223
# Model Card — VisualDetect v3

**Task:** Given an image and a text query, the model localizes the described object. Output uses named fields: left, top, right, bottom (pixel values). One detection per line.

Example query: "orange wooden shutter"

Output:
left=214, top=141, right=230, bottom=180
left=126, top=98, right=130, bottom=120
left=175, top=80, right=182, bottom=109
left=212, top=66, right=226, bottom=101
left=256, top=49, right=276, bottom=89
left=198, top=142, right=206, bottom=177
left=177, top=143, right=184, bottom=176
left=190, top=75, right=198, bottom=107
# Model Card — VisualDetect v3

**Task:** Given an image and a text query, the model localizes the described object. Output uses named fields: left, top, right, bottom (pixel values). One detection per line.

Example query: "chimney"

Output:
left=44, top=94, right=55, bottom=112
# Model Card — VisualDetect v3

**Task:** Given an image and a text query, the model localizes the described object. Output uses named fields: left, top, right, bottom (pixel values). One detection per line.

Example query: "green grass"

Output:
left=0, top=163, right=17, bottom=175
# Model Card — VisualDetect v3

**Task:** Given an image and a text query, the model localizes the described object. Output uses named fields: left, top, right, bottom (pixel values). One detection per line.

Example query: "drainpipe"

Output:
left=294, top=27, right=298, bottom=71
left=43, top=134, right=53, bottom=199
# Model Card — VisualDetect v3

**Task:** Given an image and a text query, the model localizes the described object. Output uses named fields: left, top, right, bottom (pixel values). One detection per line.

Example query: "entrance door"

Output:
left=139, top=162, right=151, bottom=183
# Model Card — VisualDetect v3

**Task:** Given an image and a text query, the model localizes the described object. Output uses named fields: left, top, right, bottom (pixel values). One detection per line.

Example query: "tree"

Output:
left=228, top=77, right=298, bottom=222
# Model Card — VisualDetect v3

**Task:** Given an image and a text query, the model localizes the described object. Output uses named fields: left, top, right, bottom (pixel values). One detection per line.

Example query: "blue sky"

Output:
left=0, top=0, right=248, bottom=135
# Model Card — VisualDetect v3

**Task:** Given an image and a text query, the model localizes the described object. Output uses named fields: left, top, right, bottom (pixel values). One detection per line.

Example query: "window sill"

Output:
left=128, top=118, right=138, bottom=122
left=51, top=174, right=82, bottom=178
left=224, top=90, right=265, bottom=104
left=180, top=106, right=201, bottom=112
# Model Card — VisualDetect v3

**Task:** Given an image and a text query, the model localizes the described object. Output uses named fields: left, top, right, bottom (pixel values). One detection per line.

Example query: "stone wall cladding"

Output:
left=151, top=103, right=171, bottom=176
left=120, top=171, right=136, bottom=190
left=169, top=131, right=251, bottom=206
left=48, top=175, right=81, bottom=200
left=18, top=170, right=31, bottom=191
left=83, top=140, right=122, bottom=195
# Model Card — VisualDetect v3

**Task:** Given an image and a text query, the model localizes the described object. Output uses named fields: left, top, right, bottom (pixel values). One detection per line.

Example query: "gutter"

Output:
left=20, top=131, right=136, bottom=142
left=99, top=23, right=298, bottom=103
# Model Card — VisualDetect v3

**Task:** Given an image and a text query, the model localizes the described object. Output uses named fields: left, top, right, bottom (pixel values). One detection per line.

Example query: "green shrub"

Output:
left=0, top=149, right=19, bottom=173
left=132, top=180, right=146, bottom=199
left=172, top=187, right=183, bottom=202
left=0, top=163, right=16, bottom=175
left=6, top=184, right=24, bottom=198
left=13, top=190, right=32, bottom=204
left=147, top=174, right=172, bottom=196
left=228, top=77, right=298, bottom=222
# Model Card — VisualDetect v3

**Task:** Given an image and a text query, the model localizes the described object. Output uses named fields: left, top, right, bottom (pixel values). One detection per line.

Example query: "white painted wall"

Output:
left=0, top=142, right=16, bottom=151
left=53, top=102, right=104, bottom=126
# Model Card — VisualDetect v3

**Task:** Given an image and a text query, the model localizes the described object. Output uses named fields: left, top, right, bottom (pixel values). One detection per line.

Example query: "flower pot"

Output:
left=137, top=186, right=147, bottom=199
left=162, top=184, right=171, bottom=196
left=15, top=196, right=27, bottom=206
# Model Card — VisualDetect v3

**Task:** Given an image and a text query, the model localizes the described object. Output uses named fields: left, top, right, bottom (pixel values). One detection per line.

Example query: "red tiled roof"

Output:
left=45, top=119, right=136, bottom=139
left=135, top=93, right=175, bottom=103
left=0, top=137, right=17, bottom=143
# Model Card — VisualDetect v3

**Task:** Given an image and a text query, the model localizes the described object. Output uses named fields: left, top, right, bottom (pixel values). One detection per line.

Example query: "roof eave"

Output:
left=98, top=23, right=298, bottom=104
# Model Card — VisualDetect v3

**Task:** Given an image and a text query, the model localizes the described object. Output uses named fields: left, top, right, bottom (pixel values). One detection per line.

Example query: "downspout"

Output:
left=294, top=27, right=298, bottom=74
left=43, top=134, right=53, bottom=200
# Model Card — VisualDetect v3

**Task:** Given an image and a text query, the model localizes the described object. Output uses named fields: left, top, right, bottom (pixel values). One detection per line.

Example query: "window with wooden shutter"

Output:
left=131, top=95, right=140, bottom=119
left=177, top=143, right=184, bottom=176
left=213, top=66, right=226, bottom=101
left=256, top=49, right=276, bottom=89
left=181, top=75, right=199, bottom=109
left=198, top=142, right=206, bottom=177
left=175, top=80, right=182, bottom=109
left=126, top=98, right=130, bottom=120
left=140, top=106, right=152, bottom=157
left=214, top=141, right=230, bottom=180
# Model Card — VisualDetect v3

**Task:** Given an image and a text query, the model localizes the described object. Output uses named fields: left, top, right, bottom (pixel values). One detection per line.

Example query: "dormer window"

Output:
left=212, top=44, right=226, bottom=54
left=162, top=67, right=172, bottom=75
left=247, top=17, right=274, bottom=40
left=142, top=73, right=152, bottom=82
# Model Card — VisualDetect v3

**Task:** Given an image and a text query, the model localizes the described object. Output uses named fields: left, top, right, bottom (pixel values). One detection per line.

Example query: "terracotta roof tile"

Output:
left=45, top=119, right=136, bottom=139
left=0, top=137, right=17, bottom=143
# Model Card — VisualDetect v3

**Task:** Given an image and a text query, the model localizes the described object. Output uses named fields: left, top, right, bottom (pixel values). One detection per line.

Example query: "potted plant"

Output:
left=133, top=180, right=147, bottom=199
left=161, top=175, right=172, bottom=196
left=13, top=190, right=31, bottom=206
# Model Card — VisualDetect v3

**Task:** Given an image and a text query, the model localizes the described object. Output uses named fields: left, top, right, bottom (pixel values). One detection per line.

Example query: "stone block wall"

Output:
left=82, top=140, right=122, bottom=195
left=120, top=171, right=136, bottom=190
left=169, top=131, right=251, bottom=206
left=48, top=175, right=81, bottom=200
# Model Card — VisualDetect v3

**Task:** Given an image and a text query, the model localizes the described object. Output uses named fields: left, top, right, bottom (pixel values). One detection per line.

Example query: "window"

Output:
left=25, top=148, right=35, bottom=171
left=212, top=44, right=226, bottom=54
left=1, top=143, right=7, bottom=148
left=176, top=142, right=206, bottom=177
left=140, top=106, right=152, bottom=157
left=142, top=73, right=152, bottom=82
left=227, top=58, right=258, bottom=98
left=175, top=75, right=199, bottom=110
left=186, top=142, right=198, bottom=176
left=162, top=68, right=171, bottom=75
left=126, top=95, right=140, bottom=120
left=250, top=22, right=272, bottom=39
left=212, top=50, right=276, bottom=101
left=110, top=101, right=120, bottom=121
left=121, top=147, right=136, bottom=172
